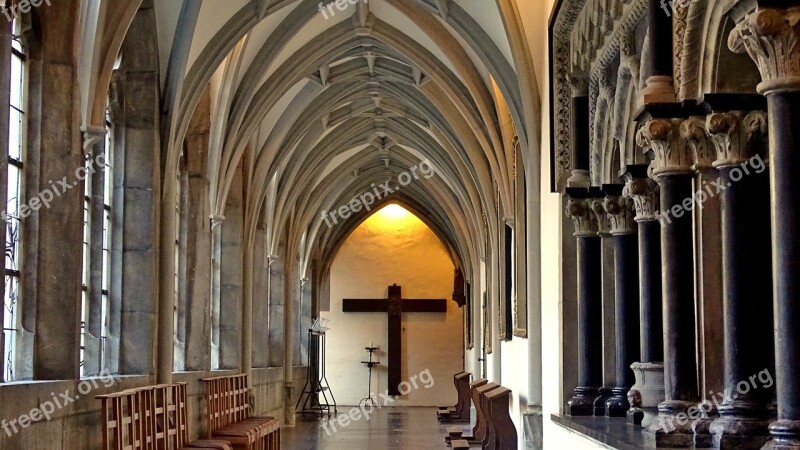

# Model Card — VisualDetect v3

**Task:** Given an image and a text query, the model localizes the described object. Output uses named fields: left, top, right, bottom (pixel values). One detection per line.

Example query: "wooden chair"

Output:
left=445, top=378, right=489, bottom=444
left=97, top=383, right=232, bottom=450
left=200, top=374, right=280, bottom=450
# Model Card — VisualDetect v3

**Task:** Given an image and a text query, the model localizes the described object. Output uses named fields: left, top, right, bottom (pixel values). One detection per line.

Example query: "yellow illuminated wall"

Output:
left=324, top=203, right=463, bottom=406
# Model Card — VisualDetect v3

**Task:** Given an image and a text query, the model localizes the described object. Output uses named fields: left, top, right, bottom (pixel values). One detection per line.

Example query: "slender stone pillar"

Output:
left=729, top=9, right=800, bottom=448
left=0, top=17, right=11, bottom=382
left=84, top=126, right=108, bottom=377
left=642, top=0, right=676, bottom=104
left=589, top=197, right=614, bottom=416
left=639, top=119, right=700, bottom=447
left=567, top=75, right=591, bottom=188
left=705, top=111, right=773, bottom=449
left=623, top=166, right=664, bottom=426
left=565, top=192, right=603, bottom=416
left=603, top=187, right=640, bottom=417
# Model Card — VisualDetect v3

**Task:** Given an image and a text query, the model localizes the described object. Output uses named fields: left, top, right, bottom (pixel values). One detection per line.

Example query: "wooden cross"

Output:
left=343, top=284, right=447, bottom=396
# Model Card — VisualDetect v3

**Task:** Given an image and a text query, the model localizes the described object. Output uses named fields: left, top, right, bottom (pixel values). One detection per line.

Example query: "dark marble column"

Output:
left=565, top=192, right=603, bottom=416
left=729, top=9, right=800, bottom=449
left=642, top=0, right=676, bottom=104
left=568, top=75, right=591, bottom=189
left=589, top=197, right=615, bottom=416
left=623, top=166, right=664, bottom=426
left=603, top=187, right=640, bottom=417
left=638, top=119, right=700, bottom=448
left=705, top=111, right=774, bottom=450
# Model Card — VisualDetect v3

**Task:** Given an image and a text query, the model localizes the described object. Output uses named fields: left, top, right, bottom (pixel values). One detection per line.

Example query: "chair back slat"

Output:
left=200, top=374, right=253, bottom=435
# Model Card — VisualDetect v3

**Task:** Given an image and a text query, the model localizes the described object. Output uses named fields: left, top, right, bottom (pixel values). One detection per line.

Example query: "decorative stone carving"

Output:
left=706, top=111, right=768, bottom=168
left=589, top=198, right=611, bottom=236
left=565, top=198, right=599, bottom=237
left=680, top=117, right=715, bottom=171
left=729, top=7, right=800, bottom=95
left=636, top=119, right=693, bottom=176
left=604, top=195, right=636, bottom=235
left=570, top=73, right=589, bottom=97
left=623, top=178, right=660, bottom=222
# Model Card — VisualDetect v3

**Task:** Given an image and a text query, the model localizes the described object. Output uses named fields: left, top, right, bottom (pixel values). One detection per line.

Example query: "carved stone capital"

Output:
left=681, top=117, right=715, bottom=172
left=637, top=119, right=693, bottom=177
left=81, top=124, right=107, bottom=154
left=729, top=7, right=800, bottom=95
left=570, top=73, right=589, bottom=97
left=623, top=178, right=660, bottom=223
left=706, top=111, right=769, bottom=168
left=604, top=195, right=637, bottom=235
left=588, top=198, right=611, bottom=236
left=565, top=198, right=598, bottom=237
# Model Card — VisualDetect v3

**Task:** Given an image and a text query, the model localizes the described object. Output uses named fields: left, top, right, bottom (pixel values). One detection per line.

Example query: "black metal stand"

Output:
left=296, top=329, right=337, bottom=416
left=359, top=346, right=380, bottom=408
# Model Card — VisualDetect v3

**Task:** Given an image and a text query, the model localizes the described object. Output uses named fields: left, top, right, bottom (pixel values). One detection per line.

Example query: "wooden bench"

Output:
left=445, top=378, right=489, bottom=445
left=437, top=371, right=471, bottom=422
left=451, top=438, right=470, bottom=450
left=201, top=374, right=280, bottom=450
left=483, top=386, right=517, bottom=450
left=97, top=383, right=232, bottom=450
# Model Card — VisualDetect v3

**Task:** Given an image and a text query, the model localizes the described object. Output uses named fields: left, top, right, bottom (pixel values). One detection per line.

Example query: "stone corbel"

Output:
left=729, top=7, right=800, bottom=95
left=706, top=111, right=769, bottom=168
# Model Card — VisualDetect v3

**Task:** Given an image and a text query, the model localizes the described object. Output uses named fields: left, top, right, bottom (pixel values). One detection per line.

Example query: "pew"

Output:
left=445, top=379, right=489, bottom=444
left=200, top=374, right=280, bottom=450
left=97, top=383, right=233, bottom=450
left=483, top=386, right=517, bottom=450
left=438, top=371, right=472, bottom=422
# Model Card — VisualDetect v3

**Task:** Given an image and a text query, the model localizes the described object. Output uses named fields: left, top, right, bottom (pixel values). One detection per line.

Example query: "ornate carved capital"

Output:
left=637, top=119, right=693, bottom=177
left=588, top=198, right=611, bottom=236
left=570, top=73, right=589, bottom=97
left=623, top=178, right=660, bottom=223
left=729, top=7, right=800, bottom=95
left=681, top=117, right=715, bottom=172
left=565, top=198, right=598, bottom=237
left=604, top=195, right=637, bottom=235
left=706, top=111, right=769, bottom=168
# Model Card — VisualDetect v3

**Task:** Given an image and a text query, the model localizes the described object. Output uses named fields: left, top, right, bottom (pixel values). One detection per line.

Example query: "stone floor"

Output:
left=282, top=407, right=458, bottom=449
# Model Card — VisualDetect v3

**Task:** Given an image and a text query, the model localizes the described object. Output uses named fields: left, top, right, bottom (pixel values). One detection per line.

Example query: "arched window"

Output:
left=3, top=20, right=26, bottom=382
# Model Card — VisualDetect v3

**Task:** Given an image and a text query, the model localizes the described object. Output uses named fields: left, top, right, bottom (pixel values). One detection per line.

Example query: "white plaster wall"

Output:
left=324, top=205, right=463, bottom=407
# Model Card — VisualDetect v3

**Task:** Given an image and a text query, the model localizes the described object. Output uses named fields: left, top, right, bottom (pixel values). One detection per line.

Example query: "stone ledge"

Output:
left=551, top=414, right=714, bottom=450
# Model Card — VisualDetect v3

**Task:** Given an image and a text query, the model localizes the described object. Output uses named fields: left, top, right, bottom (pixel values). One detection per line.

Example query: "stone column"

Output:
left=568, top=74, right=590, bottom=188
left=0, top=17, right=10, bottom=382
left=622, top=166, right=664, bottom=426
left=642, top=0, right=676, bottom=104
left=705, top=111, right=773, bottom=449
left=729, top=8, right=800, bottom=449
left=84, top=126, right=107, bottom=377
left=603, top=187, right=640, bottom=417
left=565, top=192, right=603, bottom=416
left=639, top=119, right=700, bottom=447
left=589, top=196, right=615, bottom=416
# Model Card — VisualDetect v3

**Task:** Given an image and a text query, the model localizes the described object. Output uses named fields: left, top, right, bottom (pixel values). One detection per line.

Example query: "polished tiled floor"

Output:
left=282, top=407, right=461, bottom=449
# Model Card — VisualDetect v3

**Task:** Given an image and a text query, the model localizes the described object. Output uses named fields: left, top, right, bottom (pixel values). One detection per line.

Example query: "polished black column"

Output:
left=728, top=8, right=800, bottom=449
left=705, top=112, right=774, bottom=450
left=639, top=119, right=700, bottom=448
left=603, top=188, right=640, bottom=417
left=641, top=0, right=676, bottom=104
left=566, top=193, right=603, bottom=416
left=568, top=74, right=591, bottom=188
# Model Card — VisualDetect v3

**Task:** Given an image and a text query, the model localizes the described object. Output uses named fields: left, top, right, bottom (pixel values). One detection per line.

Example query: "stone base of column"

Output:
left=606, top=387, right=631, bottom=417
left=641, top=76, right=677, bottom=105
left=710, top=408, right=770, bottom=450
left=763, top=420, right=800, bottom=450
left=692, top=411, right=714, bottom=448
left=284, top=383, right=296, bottom=426
left=627, top=362, right=664, bottom=427
left=567, top=386, right=599, bottom=416
left=594, top=387, right=613, bottom=416
left=645, top=400, right=698, bottom=448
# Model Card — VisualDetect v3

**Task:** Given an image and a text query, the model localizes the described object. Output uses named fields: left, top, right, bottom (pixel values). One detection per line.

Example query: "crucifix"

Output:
left=343, top=284, right=447, bottom=396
